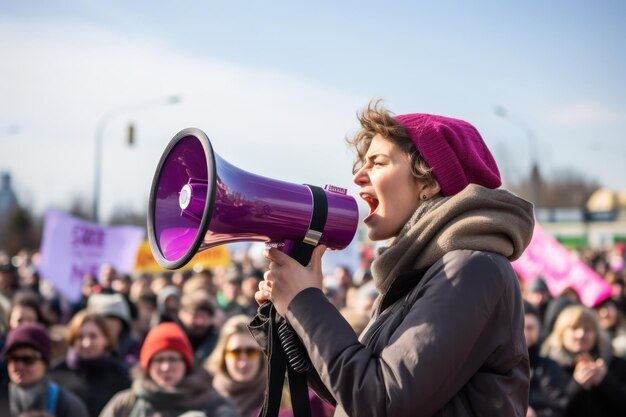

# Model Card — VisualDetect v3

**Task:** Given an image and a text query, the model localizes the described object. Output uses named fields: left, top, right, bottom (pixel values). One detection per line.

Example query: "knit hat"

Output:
left=393, top=113, right=501, bottom=196
left=140, top=322, right=193, bottom=370
left=1, top=323, right=51, bottom=364
left=88, top=293, right=132, bottom=329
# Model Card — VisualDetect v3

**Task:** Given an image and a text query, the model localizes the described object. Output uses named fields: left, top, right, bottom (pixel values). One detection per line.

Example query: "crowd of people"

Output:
left=0, top=241, right=625, bottom=417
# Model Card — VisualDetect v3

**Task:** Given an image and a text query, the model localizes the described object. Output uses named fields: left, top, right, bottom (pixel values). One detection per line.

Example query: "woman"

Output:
left=100, top=322, right=237, bottom=417
left=0, top=323, right=88, bottom=416
left=594, top=297, right=626, bottom=358
left=541, top=305, right=626, bottom=417
left=48, top=311, right=130, bottom=417
left=254, top=102, right=535, bottom=416
left=207, top=315, right=266, bottom=417
left=7, top=292, right=47, bottom=330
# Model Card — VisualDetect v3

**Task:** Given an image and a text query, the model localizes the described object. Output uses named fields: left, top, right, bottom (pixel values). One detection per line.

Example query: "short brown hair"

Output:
left=66, top=310, right=116, bottom=351
left=347, top=100, right=435, bottom=184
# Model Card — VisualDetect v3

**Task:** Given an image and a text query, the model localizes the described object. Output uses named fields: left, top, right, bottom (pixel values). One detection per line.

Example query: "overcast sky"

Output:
left=1, top=0, right=625, bottom=222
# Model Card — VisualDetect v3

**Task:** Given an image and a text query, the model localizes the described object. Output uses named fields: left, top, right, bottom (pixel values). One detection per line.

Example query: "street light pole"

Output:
left=92, top=95, right=181, bottom=223
left=494, top=106, right=541, bottom=208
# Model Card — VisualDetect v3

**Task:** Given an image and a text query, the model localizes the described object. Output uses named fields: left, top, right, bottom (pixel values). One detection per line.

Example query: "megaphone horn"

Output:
left=148, top=128, right=359, bottom=269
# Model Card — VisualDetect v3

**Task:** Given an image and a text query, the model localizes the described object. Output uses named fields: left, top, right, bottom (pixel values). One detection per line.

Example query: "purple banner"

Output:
left=38, top=209, right=144, bottom=301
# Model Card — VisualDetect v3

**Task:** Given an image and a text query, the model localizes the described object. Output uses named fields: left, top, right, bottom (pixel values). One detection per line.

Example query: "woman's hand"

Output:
left=573, top=361, right=598, bottom=389
left=256, top=245, right=326, bottom=315
left=591, top=358, right=607, bottom=386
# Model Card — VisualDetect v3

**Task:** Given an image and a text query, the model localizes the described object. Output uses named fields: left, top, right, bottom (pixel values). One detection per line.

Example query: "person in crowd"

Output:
left=97, top=264, right=117, bottom=295
left=155, top=285, right=181, bottom=324
left=541, top=288, right=580, bottom=342
left=0, top=323, right=88, bottom=417
left=99, top=322, right=238, bottom=417
left=48, top=310, right=130, bottom=417
left=87, top=293, right=141, bottom=368
left=594, top=297, right=626, bottom=358
left=7, top=291, right=47, bottom=330
left=71, top=275, right=99, bottom=316
left=254, top=102, right=535, bottom=416
left=0, top=261, right=19, bottom=316
left=238, top=269, right=264, bottom=317
left=541, top=304, right=626, bottom=416
left=605, top=272, right=626, bottom=317
left=133, top=290, right=157, bottom=342
left=178, top=292, right=219, bottom=366
left=110, top=274, right=138, bottom=321
left=206, top=315, right=265, bottom=417
left=523, top=301, right=569, bottom=417
left=525, top=277, right=552, bottom=325
left=217, top=268, right=247, bottom=318
left=182, top=272, right=215, bottom=298
left=150, top=273, right=173, bottom=296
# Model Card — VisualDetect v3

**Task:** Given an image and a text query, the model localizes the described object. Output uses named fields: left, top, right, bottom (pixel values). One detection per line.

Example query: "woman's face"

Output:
left=224, top=333, right=262, bottom=383
left=353, top=135, right=428, bottom=241
left=149, top=349, right=186, bottom=389
left=6, top=346, right=47, bottom=386
left=73, top=320, right=109, bottom=359
left=524, top=314, right=540, bottom=348
left=597, top=303, right=617, bottom=330
left=9, top=305, right=38, bottom=329
left=562, top=322, right=597, bottom=355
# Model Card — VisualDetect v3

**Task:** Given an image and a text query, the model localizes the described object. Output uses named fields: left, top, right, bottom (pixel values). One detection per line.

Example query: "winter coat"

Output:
left=99, top=367, right=239, bottom=417
left=543, top=344, right=626, bottom=417
left=0, top=377, right=89, bottom=417
left=252, top=185, right=535, bottom=417
left=528, top=345, right=569, bottom=417
left=49, top=352, right=131, bottom=417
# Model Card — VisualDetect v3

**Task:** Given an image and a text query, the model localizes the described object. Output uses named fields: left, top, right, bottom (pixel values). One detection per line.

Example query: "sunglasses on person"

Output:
left=225, top=347, right=261, bottom=360
left=6, top=351, right=43, bottom=365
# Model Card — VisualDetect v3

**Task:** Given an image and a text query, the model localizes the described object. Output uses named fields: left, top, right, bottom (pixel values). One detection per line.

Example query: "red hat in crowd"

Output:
left=140, top=322, right=194, bottom=371
left=394, top=113, right=501, bottom=196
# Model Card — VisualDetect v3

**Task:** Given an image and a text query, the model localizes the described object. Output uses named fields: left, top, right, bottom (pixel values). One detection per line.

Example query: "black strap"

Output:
left=257, top=185, right=328, bottom=417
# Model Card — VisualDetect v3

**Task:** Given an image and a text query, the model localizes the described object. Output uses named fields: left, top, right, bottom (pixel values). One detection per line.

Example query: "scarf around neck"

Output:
left=212, top=368, right=266, bottom=417
left=371, top=184, right=535, bottom=295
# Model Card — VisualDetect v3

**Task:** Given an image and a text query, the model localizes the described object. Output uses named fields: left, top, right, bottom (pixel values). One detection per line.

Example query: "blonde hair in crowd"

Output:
left=206, top=314, right=265, bottom=377
left=541, top=304, right=605, bottom=355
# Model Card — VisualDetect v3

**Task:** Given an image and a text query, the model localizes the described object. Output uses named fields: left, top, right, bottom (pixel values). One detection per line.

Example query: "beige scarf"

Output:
left=371, top=184, right=535, bottom=295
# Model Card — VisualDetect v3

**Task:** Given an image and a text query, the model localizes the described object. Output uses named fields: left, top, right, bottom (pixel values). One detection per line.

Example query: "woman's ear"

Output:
left=418, top=180, right=441, bottom=200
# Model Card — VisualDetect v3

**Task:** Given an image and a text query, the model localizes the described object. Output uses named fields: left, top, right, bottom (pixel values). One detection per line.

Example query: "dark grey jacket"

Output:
left=285, top=249, right=529, bottom=417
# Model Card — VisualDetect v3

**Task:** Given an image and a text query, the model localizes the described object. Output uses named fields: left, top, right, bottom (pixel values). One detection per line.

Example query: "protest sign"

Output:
left=513, top=223, right=612, bottom=307
left=38, top=209, right=144, bottom=301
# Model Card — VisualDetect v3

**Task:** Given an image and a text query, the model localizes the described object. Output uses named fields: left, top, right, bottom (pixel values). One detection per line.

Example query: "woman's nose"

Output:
left=353, top=166, right=369, bottom=186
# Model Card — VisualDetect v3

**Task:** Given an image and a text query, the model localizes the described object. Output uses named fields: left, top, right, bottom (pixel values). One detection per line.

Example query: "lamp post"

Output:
left=494, top=106, right=541, bottom=208
left=92, top=95, right=181, bottom=223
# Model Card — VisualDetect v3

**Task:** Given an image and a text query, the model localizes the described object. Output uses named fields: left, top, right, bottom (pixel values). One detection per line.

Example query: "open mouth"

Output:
left=360, top=192, right=379, bottom=222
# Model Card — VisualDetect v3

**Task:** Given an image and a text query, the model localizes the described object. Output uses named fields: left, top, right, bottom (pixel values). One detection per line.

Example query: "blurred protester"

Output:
left=178, top=293, right=219, bottom=367
left=49, top=311, right=130, bottom=417
left=542, top=305, right=626, bottom=417
left=238, top=269, right=264, bottom=317
left=0, top=261, right=19, bottom=315
left=71, top=275, right=99, bottom=316
left=156, top=285, right=181, bottom=324
left=525, top=277, right=552, bottom=325
left=523, top=302, right=568, bottom=417
left=150, top=273, right=173, bottom=295
left=353, top=281, right=378, bottom=317
left=605, top=272, right=626, bottom=317
left=217, top=269, right=246, bottom=318
left=100, top=322, right=237, bottom=417
left=7, top=292, right=47, bottom=330
left=206, top=315, right=266, bottom=417
left=110, top=274, right=137, bottom=320
left=594, top=298, right=626, bottom=358
left=133, top=290, right=157, bottom=342
left=182, top=271, right=215, bottom=297
left=98, top=264, right=117, bottom=294
left=541, top=288, right=580, bottom=342
left=0, top=323, right=88, bottom=417
left=87, top=293, right=141, bottom=368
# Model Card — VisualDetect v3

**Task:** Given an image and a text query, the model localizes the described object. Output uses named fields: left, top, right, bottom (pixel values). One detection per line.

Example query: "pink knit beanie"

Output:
left=394, top=113, right=501, bottom=196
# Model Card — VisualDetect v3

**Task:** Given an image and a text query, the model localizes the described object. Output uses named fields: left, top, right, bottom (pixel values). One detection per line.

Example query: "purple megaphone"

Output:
left=147, top=128, right=359, bottom=269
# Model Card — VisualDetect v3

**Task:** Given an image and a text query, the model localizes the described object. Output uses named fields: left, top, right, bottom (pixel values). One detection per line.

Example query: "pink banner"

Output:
left=38, top=209, right=144, bottom=301
left=513, top=223, right=612, bottom=307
